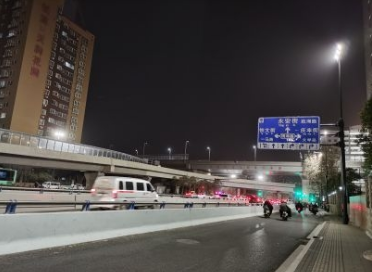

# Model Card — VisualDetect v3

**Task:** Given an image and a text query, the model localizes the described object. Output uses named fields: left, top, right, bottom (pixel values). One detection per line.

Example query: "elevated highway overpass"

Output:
left=0, top=129, right=295, bottom=193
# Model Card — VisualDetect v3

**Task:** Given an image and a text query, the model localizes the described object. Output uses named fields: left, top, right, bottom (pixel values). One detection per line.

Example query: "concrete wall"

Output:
left=0, top=205, right=265, bottom=256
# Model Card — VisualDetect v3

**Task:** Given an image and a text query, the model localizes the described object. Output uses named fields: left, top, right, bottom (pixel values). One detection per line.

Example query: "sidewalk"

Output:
left=284, top=213, right=372, bottom=272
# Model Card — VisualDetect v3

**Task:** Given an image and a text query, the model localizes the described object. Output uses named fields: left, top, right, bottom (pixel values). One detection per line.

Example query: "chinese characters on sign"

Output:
left=257, top=116, right=320, bottom=150
left=30, top=2, right=50, bottom=78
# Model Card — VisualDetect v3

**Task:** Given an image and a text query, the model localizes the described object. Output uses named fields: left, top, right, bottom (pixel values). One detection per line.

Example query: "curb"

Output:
left=275, top=221, right=327, bottom=272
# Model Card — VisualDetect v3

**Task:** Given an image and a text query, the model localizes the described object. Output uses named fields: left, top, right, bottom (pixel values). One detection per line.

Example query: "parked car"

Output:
left=184, top=191, right=198, bottom=198
left=70, top=183, right=85, bottom=190
left=42, top=181, right=61, bottom=189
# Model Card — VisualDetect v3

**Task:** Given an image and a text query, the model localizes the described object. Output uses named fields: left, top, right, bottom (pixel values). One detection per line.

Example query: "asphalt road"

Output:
left=0, top=211, right=322, bottom=272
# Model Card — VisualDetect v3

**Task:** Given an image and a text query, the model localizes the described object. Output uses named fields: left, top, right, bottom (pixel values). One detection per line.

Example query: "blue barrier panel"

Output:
left=4, top=201, right=12, bottom=214
left=183, top=202, right=194, bottom=209
left=9, top=201, right=17, bottom=214
left=81, top=200, right=90, bottom=211
left=4, top=200, right=17, bottom=214
left=127, top=201, right=135, bottom=210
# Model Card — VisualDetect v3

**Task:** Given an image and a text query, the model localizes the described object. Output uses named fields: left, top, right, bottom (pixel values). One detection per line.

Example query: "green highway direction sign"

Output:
left=257, top=116, right=320, bottom=150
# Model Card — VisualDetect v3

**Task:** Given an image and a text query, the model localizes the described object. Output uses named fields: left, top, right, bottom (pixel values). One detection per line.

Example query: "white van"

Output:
left=90, top=176, right=159, bottom=209
left=42, top=181, right=61, bottom=189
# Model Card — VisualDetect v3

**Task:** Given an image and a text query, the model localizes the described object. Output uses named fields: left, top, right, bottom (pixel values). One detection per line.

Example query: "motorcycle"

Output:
left=295, top=203, right=303, bottom=214
left=281, top=210, right=289, bottom=221
left=263, top=205, right=271, bottom=218
left=311, top=206, right=318, bottom=215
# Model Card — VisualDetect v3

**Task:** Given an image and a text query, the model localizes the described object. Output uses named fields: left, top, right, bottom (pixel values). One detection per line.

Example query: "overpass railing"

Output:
left=0, top=128, right=154, bottom=165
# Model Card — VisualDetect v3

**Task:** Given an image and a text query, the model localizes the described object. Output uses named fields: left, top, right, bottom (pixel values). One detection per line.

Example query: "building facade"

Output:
left=363, top=0, right=372, bottom=100
left=0, top=0, right=94, bottom=143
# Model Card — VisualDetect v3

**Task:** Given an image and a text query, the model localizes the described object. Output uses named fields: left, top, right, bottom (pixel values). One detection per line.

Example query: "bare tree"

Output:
left=303, top=146, right=340, bottom=201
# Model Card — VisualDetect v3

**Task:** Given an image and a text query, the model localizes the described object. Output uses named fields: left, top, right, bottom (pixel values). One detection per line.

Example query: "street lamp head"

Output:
left=167, top=147, right=171, bottom=152
left=54, top=130, right=65, bottom=140
left=253, top=145, right=256, bottom=150
left=334, top=43, right=343, bottom=61
left=207, top=146, right=210, bottom=151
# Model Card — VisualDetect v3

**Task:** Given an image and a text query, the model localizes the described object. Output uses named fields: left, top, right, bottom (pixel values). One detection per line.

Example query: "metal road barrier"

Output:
left=0, top=186, right=90, bottom=194
left=0, top=200, right=263, bottom=214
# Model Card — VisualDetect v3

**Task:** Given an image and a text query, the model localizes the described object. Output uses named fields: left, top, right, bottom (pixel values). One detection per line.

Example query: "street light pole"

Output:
left=253, top=145, right=257, bottom=161
left=143, top=142, right=148, bottom=156
left=167, top=147, right=172, bottom=160
left=135, top=149, right=139, bottom=156
left=335, top=43, right=349, bottom=225
left=207, top=146, right=211, bottom=161
left=184, top=140, right=189, bottom=162
left=325, top=147, right=329, bottom=211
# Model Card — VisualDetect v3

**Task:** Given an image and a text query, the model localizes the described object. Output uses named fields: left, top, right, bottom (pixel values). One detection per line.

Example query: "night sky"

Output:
left=71, top=0, right=366, bottom=161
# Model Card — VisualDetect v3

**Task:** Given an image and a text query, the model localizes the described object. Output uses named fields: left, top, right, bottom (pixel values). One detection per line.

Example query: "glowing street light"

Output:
left=207, top=146, right=211, bottom=161
left=54, top=130, right=65, bottom=140
left=135, top=149, right=139, bottom=156
left=167, top=147, right=172, bottom=159
left=334, top=43, right=343, bottom=62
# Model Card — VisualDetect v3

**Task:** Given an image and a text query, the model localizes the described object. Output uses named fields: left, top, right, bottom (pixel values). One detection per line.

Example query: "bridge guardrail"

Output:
left=0, top=200, right=263, bottom=214
left=0, top=128, right=148, bottom=164
left=0, top=186, right=90, bottom=194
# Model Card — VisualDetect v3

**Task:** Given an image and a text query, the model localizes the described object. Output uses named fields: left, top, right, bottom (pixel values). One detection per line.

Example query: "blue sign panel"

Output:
left=257, top=116, right=320, bottom=150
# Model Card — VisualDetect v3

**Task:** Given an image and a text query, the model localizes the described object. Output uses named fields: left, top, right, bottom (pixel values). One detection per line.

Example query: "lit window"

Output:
left=64, top=62, right=74, bottom=70
left=0, top=112, right=6, bottom=119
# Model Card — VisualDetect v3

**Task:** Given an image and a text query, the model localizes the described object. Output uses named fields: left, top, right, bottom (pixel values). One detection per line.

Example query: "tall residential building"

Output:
left=363, top=0, right=372, bottom=100
left=0, top=0, right=94, bottom=143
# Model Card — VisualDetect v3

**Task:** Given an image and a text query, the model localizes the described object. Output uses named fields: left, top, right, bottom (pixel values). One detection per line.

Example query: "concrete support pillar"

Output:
left=84, top=171, right=104, bottom=189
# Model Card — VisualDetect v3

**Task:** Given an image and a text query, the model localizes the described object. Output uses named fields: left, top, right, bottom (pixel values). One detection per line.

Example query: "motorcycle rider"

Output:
left=311, top=203, right=319, bottom=215
left=263, top=200, right=273, bottom=216
left=279, top=201, right=292, bottom=218
left=295, top=201, right=304, bottom=213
